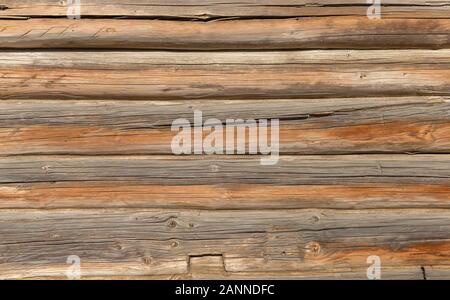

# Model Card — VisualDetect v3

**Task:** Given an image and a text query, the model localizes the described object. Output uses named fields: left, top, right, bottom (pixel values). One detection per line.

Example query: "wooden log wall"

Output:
left=0, top=0, right=449, bottom=280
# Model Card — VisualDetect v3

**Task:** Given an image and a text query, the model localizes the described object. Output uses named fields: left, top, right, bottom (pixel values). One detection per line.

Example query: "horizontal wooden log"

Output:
left=0, top=155, right=449, bottom=185
left=0, top=1, right=449, bottom=18
left=19, top=266, right=450, bottom=280
left=0, top=97, right=449, bottom=156
left=1, top=2, right=449, bottom=280
left=2, top=50, right=450, bottom=99
left=0, top=208, right=448, bottom=279
left=1, top=17, right=450, bottom=49
left=1, top=182, right=449, bottom=210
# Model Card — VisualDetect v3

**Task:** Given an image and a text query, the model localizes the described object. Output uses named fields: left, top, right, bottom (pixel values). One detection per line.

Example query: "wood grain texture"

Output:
left=1, top=155, right=449, bottom=185
left=0, top=97, right=449, bottom=155
left=2, top=50, right=450, bottom=100
left=1, top=0, right=450, bottom=281
left=1, top=182, right=449, bottom=210
left=0, top=208, right=449, bottom=279
left=0, top=155, right=449, bottom=211
left=0, top=0, right=449, bottom=18
left=1, top=17, right=450, bottom=49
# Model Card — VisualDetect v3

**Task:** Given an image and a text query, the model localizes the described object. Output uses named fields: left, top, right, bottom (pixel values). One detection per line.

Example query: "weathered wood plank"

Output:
left=0, top=208, right=448, bottom=279
left=0, top=1, right=449, bottom=281
left=2, top=50, right=450, bottom=99
left=1, top=17, right=450, bottom=49
left=34, top=257, right=447, bottom=280
left=0, top=155, right=449, bottom=185
left=0, top=1, right=449, bottom=18
left=19, top=266, right=450, bottom=280
left=1, top=155, right=449, bottom=208
left=1, top=182, right=449, bottom=209
left=0, top=97, right=449, bottom=155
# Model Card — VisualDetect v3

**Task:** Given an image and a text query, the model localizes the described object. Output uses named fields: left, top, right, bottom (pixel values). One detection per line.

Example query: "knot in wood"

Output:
left=305, top=242, right=321, bottom=254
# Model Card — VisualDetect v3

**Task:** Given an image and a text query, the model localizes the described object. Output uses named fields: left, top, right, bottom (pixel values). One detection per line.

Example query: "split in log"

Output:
left=0, top=17, right=450, bottom=49
left=0, top=97, right=449, bottom=155
left=0, top=1, right=449, bottom=19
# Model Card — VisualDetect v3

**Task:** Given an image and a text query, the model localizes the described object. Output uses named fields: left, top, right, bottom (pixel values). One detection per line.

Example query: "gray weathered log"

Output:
left=0, top=155, right=449, bottom=185
left=0, top=208, right=448, bottom=279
